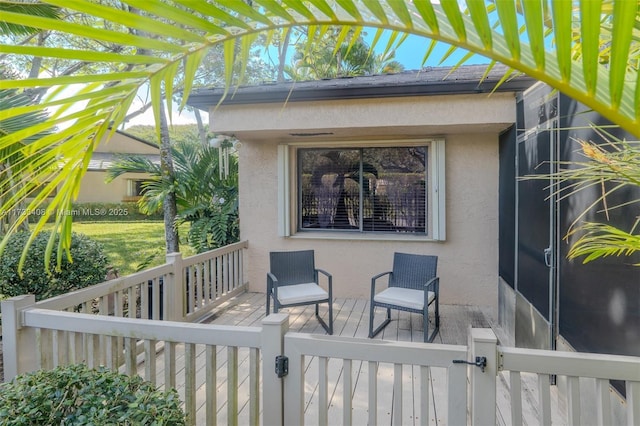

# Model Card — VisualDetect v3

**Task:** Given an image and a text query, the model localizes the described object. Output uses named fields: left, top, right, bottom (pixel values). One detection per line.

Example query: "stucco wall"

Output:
left=237, top=133, right=500, bottom=309
left=212, top=92, right=517, bottom=310
left=76, top=171, right=145, bottom=203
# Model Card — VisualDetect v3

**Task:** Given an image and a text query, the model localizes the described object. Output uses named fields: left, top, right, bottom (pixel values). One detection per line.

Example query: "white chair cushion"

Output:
left=374, top=287, right=435, bottom=311
left=276, top=283, right=328, bottom=305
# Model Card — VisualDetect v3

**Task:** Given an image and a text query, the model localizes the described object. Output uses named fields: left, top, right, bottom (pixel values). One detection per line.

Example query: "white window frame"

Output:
left=278, top=138, right=446, bottom=241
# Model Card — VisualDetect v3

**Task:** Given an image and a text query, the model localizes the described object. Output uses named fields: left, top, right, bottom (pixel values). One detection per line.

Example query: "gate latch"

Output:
left=452, top=356, right=487, bottom=373
left=275, top=355, right=289, bottom=378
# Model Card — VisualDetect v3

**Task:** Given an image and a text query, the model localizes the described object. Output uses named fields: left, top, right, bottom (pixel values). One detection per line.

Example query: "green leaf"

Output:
left=495, top=0, right=520, bottom=61
left=307, top=0, right=337, bottom=20
left=609, top=0, right=637, bottom=109
left=0, top=45, right=166, bottom=64
left=0, top=11, right=184, bottom=53
left=551, top=0, right=572, bottom=82
left=521, top=0, right=545, bottom=69
left=282, top=0, right=315, bottom=21
left=388, top=0, right=413, bottom=30
left=253, top=0, right=294, bottom=22
left=362, top=0, right=388, bottom=25
left=467, top=0, right=492, bottom=49
left=579, top=0, right=601, bottom=96
left=440, top=0, right=467, bottom=42
left=411, top=0, right=439, bottom=34
left=336, top=0, right=362, bottom=20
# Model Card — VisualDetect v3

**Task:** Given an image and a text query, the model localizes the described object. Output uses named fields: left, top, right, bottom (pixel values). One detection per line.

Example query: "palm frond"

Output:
left=568, top=221, right=640, bottom=264
left=0, top=0, right=639, bottom=269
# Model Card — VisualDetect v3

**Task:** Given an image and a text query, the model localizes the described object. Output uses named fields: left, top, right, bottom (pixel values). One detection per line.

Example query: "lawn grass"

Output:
left=69, top=221, right=193, bottom=276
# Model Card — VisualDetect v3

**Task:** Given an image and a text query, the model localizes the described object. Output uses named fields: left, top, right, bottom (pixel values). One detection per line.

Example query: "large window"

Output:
left=297, top=145, right=434, bottom=235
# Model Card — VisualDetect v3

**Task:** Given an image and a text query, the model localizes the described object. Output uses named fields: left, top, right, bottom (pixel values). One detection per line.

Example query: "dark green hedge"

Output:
left=0, top=364, right=185, bottom=425
left=0, top=231, right=108, bottom=301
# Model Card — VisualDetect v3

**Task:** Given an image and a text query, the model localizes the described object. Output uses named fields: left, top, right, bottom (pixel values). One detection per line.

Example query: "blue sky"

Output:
left=366, top=30, right=489, bottom=70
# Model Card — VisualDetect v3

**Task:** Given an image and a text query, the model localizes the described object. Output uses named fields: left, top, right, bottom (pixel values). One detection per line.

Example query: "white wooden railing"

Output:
left=2, top=300, right=639, bottom=425
left=30, top=240, right=248, bottom=324
left=498, top=345, right=640, bottom=426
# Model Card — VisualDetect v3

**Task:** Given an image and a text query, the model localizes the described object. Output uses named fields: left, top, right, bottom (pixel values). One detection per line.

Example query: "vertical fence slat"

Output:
left=204, top=260, right=211, bottom=305
left=509, top=371, right=523, bottom=426
left=448, top=363, right=467, bottom=425
left=164, top=341, right=176, bottom=390
left=249, top=347, right=260, bottom=426
left=144, top=340, right=157, bottom=384
left=537, top=374, right=551, bottom=426
left=595, top=378, right=611, bottom=426
left=393, top=363, right=402, bottom=426
left=185, top=343, right=196, bottom=426
left=368, top=361, right=378, bottom=426
left=224, top=254, right=230, bottom=294
left=284, top=352, right=305, bottom=426
left=566, top=376, right=580, bottom=425
left=420, top=366, right=429, bottom=426
left=319, top=356, right=329, bottom=426
left=141, top=281, right=149, bottom=320
left=39, top=329, right=52, bottom=370
left=206, top=345, right=217, bottom=426
left=627, top=380, right=640, bottom=426
left=343, top=359, right=353, bottom=426
left=227, top=346, right=239, bottom=426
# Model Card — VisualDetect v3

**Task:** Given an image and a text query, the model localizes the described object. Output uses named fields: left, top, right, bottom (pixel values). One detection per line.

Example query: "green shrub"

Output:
left=0, top=364, right=185, bottom=425
left=0, top=231, right=108, bottom=301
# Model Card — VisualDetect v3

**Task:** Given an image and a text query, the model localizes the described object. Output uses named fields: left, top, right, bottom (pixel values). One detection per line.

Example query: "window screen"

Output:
left=297, top=146, right=428, bottom=234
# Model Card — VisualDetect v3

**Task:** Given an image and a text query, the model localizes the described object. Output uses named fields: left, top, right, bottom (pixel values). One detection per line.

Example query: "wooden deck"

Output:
left=204, top=292, right=493, bottom=346
left=151, top=292, right=569, bottom=425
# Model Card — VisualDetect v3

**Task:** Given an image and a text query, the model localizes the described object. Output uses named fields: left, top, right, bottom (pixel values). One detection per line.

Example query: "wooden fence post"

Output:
left=165, top=252, right=184, bottom=322
left=470, top=328, right=498, bottom=426
left=262, top=313, right=289, bottom=426
left=2, top=295, right=37, bottom=380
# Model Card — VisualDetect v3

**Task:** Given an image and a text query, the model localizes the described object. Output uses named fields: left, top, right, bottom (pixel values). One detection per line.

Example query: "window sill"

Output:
left=288, top=231, right=444, bottom=243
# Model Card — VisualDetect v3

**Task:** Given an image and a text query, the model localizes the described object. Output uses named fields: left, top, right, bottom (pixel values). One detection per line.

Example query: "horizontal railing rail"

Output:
left=498, top=346, right=640, bottom=426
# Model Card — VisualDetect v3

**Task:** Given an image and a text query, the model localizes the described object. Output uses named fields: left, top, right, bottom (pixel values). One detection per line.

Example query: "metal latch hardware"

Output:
left=275, top=355, right=288, bottom=378
left=452, top=356, right=488, bottom=372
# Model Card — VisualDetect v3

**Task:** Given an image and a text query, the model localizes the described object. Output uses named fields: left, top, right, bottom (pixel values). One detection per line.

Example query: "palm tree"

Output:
left=0, top=1, right=638, bottom=267
left=107, top=140, right=239, bottom=253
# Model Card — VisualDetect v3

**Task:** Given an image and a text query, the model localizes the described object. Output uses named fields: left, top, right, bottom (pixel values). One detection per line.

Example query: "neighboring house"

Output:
left=75, top=130, right=159, bottom=203
left=187, top=64, right=639, bottom=362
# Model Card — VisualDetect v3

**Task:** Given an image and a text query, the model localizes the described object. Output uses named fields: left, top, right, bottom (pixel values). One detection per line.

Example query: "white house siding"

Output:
left=212, top=92, right=518, bottom=310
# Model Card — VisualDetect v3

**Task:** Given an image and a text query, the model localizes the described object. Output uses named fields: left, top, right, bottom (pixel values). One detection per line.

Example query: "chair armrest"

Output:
left=267, top=272, right=278, bottom=293
left=315, top=269, right=332, bottom=295
left=424, top=276, right=439, bottom=293
left=371, top=271, right=392, bottom=290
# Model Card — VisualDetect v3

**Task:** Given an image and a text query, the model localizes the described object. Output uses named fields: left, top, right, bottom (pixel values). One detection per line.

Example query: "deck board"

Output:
left=133, top=292, right=567, bottom=425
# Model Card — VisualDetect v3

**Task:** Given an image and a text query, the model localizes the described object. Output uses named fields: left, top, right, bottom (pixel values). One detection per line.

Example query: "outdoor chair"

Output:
left=369, top=252, right=439, bottom=342
left=266, top=250, right=333, bottom=334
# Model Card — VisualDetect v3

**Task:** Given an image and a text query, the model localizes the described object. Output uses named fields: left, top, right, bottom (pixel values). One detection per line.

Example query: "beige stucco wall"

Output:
left=76, top=171, right=148, bottom=203
left=211, top=92, right=516, bottom=310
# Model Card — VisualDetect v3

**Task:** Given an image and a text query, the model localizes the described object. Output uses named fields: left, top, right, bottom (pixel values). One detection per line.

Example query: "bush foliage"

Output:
left=0, top=364, right=185, bottom=425
left=0, top=231, right=108, bottom=300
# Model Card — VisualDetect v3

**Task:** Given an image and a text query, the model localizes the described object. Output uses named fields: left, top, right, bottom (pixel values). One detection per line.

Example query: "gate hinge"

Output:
left=275, top=355, right=288, bottom=378
left=452, top=356, right=488, bottom=373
